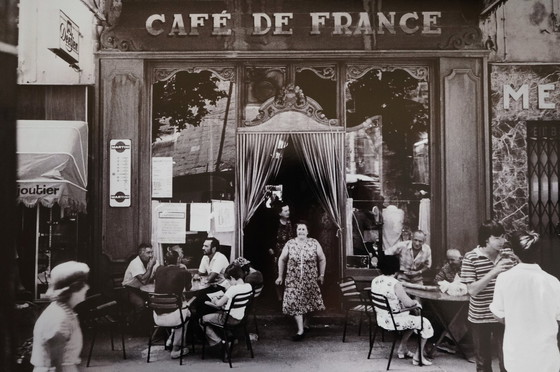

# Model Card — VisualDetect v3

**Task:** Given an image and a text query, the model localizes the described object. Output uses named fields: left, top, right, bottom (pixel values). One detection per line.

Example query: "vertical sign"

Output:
left=110, top=139, right=131, bottom=207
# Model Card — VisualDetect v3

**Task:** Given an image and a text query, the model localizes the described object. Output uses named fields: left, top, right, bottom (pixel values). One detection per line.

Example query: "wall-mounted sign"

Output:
left=155, top=202, right=187, bottom=244
left=48, top=10, right=80, bottom=65
left=503, top=84, right=556, bottom=109
left=152, top=157, right=173, bottom=198
left=110, top=139, right=131, bottom=207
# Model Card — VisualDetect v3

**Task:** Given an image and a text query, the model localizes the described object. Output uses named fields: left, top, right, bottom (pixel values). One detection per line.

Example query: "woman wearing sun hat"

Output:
left=31, top=261, right=90, bottom=372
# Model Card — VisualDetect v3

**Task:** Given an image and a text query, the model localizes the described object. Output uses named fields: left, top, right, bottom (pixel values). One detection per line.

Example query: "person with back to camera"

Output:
left=275, top=220, right=326, bottom=341
left=153, top=249, right=192, bottom=359
left=461, top=220, right=515, bottom=372
left=31, top=261, right=90, bottom=372
left=371, top=255, right=435, bottom=366
left=490, top=230, right=560, bottom=372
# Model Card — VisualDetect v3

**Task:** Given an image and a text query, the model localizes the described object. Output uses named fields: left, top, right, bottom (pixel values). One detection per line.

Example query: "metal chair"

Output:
left=338, top=277, right=371, bottom=342
left=201, top=289, right=254, bottom=368
left=367, top=291, right=424, bottom=370
left=75, top=294, right=127, bottom=367
left=249, top=285, right=264, bottom=337
left=145, top=293, right=191, bottom=365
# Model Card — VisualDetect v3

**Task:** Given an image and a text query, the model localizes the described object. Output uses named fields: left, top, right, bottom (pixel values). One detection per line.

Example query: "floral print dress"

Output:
left=282, top=238, right=326, bottom=316
left=370, top=275, right=434, bottom=338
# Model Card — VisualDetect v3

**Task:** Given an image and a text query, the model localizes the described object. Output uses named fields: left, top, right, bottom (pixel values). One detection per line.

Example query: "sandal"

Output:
left=397, top=350, right=415, bottom=359
left=412, top=357, right=433, bottom=366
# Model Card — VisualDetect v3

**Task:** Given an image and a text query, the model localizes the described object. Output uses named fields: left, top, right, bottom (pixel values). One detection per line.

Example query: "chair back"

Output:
left=369, top=291, right=399, bottom=330
left=253, top=285, right=263, bottom=299
left=146, top=293, right=184, bottom=323
left=224, top=289, right=253, bottom=326
left=338, top=277, right=361, bottom=306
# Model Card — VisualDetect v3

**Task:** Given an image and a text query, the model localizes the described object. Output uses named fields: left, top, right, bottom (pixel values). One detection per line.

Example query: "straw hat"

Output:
left=46, top=261, right=90, bottom=299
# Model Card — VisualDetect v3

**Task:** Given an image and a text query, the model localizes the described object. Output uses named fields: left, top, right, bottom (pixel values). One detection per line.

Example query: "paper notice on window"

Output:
left=152, top=157, right=173, bottom=198
left=190, top=203, right=211, bottom=232
left=212, top=200, right=235, bottom=232
left=155, top=202, right=186, bottom=243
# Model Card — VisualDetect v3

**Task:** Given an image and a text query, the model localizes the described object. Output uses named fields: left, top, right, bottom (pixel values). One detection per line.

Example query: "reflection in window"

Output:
left=151, top=68, right=236, bottom=265
left=295, top=65, right=337, bottom=119
left=244, top=66, right=286, bottom=122
left=345, top=66, right=430, bottom=269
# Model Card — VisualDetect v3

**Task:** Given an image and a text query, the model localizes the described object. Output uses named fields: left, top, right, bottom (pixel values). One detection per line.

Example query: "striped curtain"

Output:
left=291, top=132, right=345, bottom=233
left=236, top=133, right=287, bottom=228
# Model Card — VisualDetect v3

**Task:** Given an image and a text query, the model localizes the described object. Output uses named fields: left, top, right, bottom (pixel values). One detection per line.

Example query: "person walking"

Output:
left=461, top=220, right=514, bottom=372
left=490, top=230, right=560, bottom=372
left=275, top=220, right=326, bottom=341
left=31, top=261, right=90, bottom=372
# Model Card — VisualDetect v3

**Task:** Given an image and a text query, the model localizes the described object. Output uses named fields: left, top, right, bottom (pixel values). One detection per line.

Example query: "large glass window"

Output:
left=345, top=65, right=430, bottom=269
left=151, top=67, right=236, bottom=264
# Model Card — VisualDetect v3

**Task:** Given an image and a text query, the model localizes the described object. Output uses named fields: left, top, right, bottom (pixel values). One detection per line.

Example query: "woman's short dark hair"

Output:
left=378, top=255, right=400, bottom=275
left=224, top=264, right=245, bottom=281
left=164, top=249, right=179, bottom=265
left=477, top=219, right=505, bottom=246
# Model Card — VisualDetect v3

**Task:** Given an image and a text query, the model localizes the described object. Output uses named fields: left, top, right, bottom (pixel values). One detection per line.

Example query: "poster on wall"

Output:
left=212, top=200, right=235, bottom=232
left=154, top=202, right=187, bottom=243
left=109, top=139, right=131, bottom=207
left=190, top=203, right=212, bottom=232
left=152, top=157, right=173, bottom=198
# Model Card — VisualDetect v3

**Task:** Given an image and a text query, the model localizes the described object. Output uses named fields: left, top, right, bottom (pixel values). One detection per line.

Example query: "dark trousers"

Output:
left=469, top=321, right=506, bottom=372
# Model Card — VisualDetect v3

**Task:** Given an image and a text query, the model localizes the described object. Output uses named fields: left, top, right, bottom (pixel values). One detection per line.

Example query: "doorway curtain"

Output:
left=237, top=131, right=344, bottom=237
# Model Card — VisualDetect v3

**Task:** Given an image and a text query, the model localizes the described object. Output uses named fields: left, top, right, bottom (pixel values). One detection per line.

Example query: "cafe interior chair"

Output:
left=338, top=277, right=370, bottom=342
left=145, top=293, right=191, bottom=365
left=367, top=291, right=424, bottom=370
left=75, top=293, right=127, bottom=367
left=249, top=285, right=264, bottom=337
left=201, top=289, right=254, bottom=368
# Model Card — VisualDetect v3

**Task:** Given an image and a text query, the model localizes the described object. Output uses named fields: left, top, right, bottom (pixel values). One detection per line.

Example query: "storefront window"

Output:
left=295, top=65, right=337, bottom=119
left=151, top=67, right=236, bottom=264
left=244, top=66, right=286, bottom=122
left=345, top=65, right=430, bottom=269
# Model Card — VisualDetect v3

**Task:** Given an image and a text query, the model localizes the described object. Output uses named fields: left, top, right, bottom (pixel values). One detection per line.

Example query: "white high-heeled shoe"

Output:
left=412, top=357, right=433, bottom=366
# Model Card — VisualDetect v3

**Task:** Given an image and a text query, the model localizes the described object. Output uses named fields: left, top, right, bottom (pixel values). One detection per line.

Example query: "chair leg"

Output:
left=109, top=328, right=115, bottom=350
left=179, top=325, right=185, bottom=365
left=245, top=327, right=254, bottom=358
left=386, top=334, right=398, bottom=370
left=342, top=310, right=349, bottom=342
left=201, top=323, right=206, bottom=360
left=416, top=330, right=423, bottom=366
left=253, top=312, right=259, bottom=337
left=120, top=321, right=127, bottom=360
left=147, top=326, right=158, bottom=363
left=358, top=312, right=363, bottom=336
left=86, top=328, right=97, bottom=367
left=368, top=326, right=378, bottom=359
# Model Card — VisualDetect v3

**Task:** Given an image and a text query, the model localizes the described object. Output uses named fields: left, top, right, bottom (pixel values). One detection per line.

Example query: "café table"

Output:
left=403, top=284, right=470, bottom=360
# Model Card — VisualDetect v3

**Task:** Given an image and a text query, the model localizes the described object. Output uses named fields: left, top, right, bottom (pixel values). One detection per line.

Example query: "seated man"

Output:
left=122, top=243, right=159, bottom=310
left=153, top=249, right=192, bottom=359
left=384, top=230, right=432, bottom=284
left=434, top=249, right=463, bottom=283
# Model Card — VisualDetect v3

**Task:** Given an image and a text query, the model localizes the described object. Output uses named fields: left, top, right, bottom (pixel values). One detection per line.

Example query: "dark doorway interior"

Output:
left=243, top=136, right=339, bottom=310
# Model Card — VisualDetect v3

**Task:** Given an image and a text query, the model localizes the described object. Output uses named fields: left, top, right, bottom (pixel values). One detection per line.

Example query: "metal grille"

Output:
left=527, top=121, right=560, bottom=237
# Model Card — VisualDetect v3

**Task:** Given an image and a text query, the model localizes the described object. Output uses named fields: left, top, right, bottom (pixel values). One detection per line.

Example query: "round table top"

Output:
left=404, top=287, right=469, bottom=302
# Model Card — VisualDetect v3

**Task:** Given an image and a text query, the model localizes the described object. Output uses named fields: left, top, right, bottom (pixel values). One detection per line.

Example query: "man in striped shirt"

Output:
left=461, top=220, right=514, bottom=372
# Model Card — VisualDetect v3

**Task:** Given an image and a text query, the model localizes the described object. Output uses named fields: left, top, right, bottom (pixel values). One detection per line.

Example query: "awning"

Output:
left=480, top=0, right=509, bottom=18
left=17, top=120, right=88, bottom=213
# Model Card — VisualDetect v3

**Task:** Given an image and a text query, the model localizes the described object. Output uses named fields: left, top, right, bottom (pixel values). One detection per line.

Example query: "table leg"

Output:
left=425, top=301, right=469, bottom=361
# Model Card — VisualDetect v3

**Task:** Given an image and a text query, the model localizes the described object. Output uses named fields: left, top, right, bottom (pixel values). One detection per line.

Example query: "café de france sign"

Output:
left=146, top=11, right=443, bottom=37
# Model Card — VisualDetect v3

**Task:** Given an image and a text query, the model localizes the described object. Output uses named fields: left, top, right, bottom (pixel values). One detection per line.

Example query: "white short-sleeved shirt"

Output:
left=224, top=283, right=253, bottom=320
left=122, top=256, right=159, bottom=288
left=198, top=251, right=229, bottom=275
left=490, top=263, right=560, bottom=372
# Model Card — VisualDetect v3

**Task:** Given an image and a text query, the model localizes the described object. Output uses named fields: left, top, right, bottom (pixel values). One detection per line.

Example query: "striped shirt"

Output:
left=461, top=246, right=514, bottom=323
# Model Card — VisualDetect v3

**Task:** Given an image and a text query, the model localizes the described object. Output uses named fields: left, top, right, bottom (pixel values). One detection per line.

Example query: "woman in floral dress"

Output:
left=371, top=255, right=434, bottom=366
left=275, top=221, right=326, bottom=341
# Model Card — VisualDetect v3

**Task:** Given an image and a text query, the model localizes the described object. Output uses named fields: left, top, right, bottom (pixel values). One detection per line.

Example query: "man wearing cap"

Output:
left=31, top=261, right=90, bottom=372
left=490, top=231, right=560, bottom=372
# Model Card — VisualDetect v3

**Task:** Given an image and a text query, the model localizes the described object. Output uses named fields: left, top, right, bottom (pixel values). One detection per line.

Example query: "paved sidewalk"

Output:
left=82, top=315, right=501, bottom=372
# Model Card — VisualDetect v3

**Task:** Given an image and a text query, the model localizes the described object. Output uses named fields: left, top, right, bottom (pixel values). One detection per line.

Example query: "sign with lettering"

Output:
left=503, top=84, right=556, bottom=109
left=110, top=139, right=132, bottom=207
left=48, top=10, right=80, bottom=64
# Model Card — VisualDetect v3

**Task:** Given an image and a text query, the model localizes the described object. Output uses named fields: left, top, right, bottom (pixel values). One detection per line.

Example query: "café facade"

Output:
left=89, top=0, right=492, bottom=298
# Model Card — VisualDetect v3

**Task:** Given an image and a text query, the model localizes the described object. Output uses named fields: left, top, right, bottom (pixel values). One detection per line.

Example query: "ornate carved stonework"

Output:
left=152, top=67, right=236, bottom=83
left=245, top=84, right=338, bottom=127
left=438, top=27, right=482, bottom=50
left=296, top=66, right=337, bottom=81
left=347, top=65, right=429, bottom=81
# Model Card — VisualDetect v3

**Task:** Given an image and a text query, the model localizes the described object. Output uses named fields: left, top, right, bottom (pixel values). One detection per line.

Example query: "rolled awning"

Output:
left=17, top=120, right=88, bottom=213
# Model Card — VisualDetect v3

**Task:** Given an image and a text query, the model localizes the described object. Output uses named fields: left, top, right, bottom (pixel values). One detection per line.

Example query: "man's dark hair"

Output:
left=275, top=201, right=289, bottom=216
left=138, top=243, right=152, bottom=253
left=477, top=220, right=505, bottom=246
left=508, top=230, right=540, bottom=263
left=224, top=263, right=245, bottom=281
left=206, top=237, right=220, bottom=251
left=164, top=250, right=179, bottom=265
left=378, top=255, right=400, bottom=275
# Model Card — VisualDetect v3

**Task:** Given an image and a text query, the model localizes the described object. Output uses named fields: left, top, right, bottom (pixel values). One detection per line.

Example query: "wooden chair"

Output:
left=75, top=294, right=127, bottom=367
left=338, top=277, right=371, bottom=342
left=201, top=289, right=254, bottom=368
left=145, top=293, right=191, bottom=365
left=367, top=291, right=424, bottom=370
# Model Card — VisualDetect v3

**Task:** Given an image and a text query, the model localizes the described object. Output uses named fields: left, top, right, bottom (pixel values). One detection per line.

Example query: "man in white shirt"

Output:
left=122, top=243, right=160, bottom=312
left=490, top=230, right=560, bottom=372
left=196, top=237, right=229, bottom=284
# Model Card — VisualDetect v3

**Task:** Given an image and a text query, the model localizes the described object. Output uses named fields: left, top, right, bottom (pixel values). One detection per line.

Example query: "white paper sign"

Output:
left=152, top=157, right=173, bottom=198
left=190, top=203, right=211, bottom=232
left=155, top=203, right=187, bottom=243
left=109, top=139, right=131, bottom=207
left=212, top=200, right=235, bottom=232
